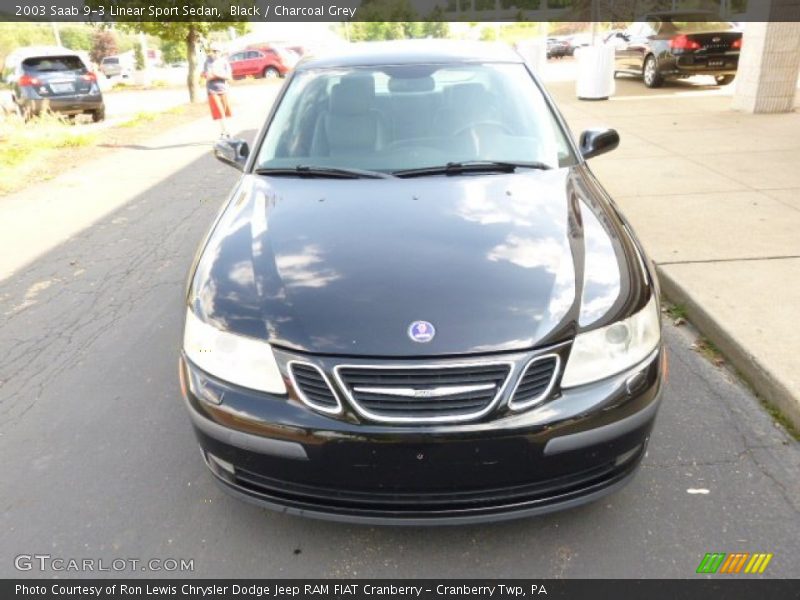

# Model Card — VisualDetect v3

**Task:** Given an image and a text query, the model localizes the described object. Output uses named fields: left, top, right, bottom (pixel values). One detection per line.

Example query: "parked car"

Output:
left=611, top=11, right=742, bottom=87
left=99, top=55, right=133, bottom=79
left=546, top=37, right=569, bottom=59
left=183, top=40, right=664, bottom=524
left=228, top=46, right=291, bottom=79
left=9, top=53, right=104, bottom=121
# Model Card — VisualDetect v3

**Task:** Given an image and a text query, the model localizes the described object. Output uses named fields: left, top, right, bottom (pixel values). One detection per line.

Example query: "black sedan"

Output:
left=610, top=12, right=742, bottom=87
left=180, top=40, right=664, bottom=524
left=546, top=38, right=569, bottom=59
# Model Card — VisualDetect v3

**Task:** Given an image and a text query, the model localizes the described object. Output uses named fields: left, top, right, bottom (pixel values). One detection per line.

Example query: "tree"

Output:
left=60, top=25, right=93, bottom=52
left=422, top=10, right=450, bottom=38
left=88, top=1, right=248, bottom=101
left=124, top=21, right=248, bottom=102
left=90, top=28, right=118, bottom=64
left=134, top=40, right=145, bottom=70
left=345, top=0, right=451, bottom=42
left=160, top=38, right=186, bottom=65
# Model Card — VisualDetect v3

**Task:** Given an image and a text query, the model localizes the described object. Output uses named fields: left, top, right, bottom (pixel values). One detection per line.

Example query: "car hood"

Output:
left=189, top=167, right=645, bottom=357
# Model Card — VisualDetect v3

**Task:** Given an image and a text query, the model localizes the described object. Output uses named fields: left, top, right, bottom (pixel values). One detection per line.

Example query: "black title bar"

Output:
left=1, top=0, right=799, bottom=22
left=4, top=579, right=800, bottom=600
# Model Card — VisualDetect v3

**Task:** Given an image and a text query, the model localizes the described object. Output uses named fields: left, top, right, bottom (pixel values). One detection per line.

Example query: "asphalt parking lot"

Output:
left=1, top=62, right=799, bottom=579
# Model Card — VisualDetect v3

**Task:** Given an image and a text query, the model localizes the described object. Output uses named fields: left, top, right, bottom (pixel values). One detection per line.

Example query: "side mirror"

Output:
left=213, top=138, right=249, bottom=171
left=579, top=128, right=620, bottom=160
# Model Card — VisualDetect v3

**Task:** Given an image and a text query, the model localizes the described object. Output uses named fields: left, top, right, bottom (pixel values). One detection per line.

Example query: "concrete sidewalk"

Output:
left=549, top=77, right=800, bottom=430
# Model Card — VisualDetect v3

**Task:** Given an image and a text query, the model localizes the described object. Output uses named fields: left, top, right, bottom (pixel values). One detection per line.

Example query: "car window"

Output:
left=245, top=51, right=258, bottom=59
left=230, top=53, right=244, bottom=62
left=257, top=63, right=576, bottom=173
left=22, top=55, right=86, bottom=73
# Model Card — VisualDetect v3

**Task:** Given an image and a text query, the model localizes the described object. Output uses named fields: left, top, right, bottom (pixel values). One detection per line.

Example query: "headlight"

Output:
left=561, top=295, right=660, bottom=388
left=183, top=308, right=286, bottom=394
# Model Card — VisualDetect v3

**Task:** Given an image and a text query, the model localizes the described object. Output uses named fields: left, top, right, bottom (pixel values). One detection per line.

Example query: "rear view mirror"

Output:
left=214, top=138, right=249, bottom=171
left=579, top=128, right=620, bottom=160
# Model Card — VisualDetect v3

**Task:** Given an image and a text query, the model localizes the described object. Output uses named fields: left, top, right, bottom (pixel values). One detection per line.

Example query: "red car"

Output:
left=228, top=47, right=293, bottom=80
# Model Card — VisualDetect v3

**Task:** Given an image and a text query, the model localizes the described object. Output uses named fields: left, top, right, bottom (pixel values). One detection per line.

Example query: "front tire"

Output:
left=92, top=106, right=105, bottom=122
left=715, top=75, right=735, bottom=86
left=263, top=67, right=279, bottom=80
left=643, top=55, right=663, bottom=88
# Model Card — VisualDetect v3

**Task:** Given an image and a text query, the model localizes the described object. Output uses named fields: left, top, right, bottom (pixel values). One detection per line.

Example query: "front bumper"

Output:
left=179, top=346, right=664, bottom=525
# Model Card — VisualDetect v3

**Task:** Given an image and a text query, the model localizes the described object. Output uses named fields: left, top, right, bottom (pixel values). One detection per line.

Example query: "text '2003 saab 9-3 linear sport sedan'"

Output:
left=179, top=40, right=665, bottom=525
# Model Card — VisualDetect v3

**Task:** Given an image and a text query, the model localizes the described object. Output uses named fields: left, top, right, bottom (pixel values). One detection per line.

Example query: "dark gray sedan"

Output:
left=9, top=53, right=105, bottom=121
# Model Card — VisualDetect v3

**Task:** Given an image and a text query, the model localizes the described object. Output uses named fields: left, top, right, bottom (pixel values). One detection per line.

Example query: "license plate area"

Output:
left=707, top=59, right=725, bottom=68
left=50, top=82, right=75, bottom=94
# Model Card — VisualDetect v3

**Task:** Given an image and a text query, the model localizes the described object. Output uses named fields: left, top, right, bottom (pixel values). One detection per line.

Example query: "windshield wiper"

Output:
left=393, top=160, right=552, bottom=178
left=254, top=165, right=392, bottom=179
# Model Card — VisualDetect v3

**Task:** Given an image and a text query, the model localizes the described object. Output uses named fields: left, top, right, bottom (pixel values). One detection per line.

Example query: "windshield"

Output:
left=256, top=63, right=576, bottom=174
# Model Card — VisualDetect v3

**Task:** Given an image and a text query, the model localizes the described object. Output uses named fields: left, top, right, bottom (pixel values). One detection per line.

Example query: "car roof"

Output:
left=296, top=40, right=523, bottom=71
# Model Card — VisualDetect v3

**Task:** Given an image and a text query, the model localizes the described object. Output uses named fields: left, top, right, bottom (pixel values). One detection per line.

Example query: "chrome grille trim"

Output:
left=333, top=360, right=515, bottom=424
left=351, top=383, right=497, bottom=398
left=507, top=353, right=561, bottom=412
left=287, top=360, right=343, bottom=416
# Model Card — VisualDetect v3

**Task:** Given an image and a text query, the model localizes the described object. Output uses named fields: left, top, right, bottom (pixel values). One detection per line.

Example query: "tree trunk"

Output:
left=186, top=25, right=199, bottom=103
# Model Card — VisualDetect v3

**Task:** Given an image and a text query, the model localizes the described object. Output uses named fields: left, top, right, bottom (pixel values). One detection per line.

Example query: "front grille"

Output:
left=334, top=362, right=512, bottom=423
left=288, top=361, right=341, bottom=414
left=509, top=354, right=560, bottom=410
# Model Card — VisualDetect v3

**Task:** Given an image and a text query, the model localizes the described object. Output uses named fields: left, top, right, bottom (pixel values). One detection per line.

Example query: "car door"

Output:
left=228, top=53, right=243, bottom=78
left=245, top=51, right=261, bottom=76
left=625, top=20, right=659, bottom=72
left=614, top=24, right=639, bottom=72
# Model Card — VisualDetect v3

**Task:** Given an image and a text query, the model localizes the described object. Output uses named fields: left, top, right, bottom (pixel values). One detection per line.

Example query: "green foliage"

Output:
left=160, top=38, right=186, bottom=64
left=120, top=111, right=157, bottom=128
left=0, top=23, right=114, bottom=70
left=134, top=41, right=145, bottom=70
left=0, top=23, right=57, bottom=68
left=0, top=112, right=97, bottom=194
left=59, top=26, right=93, bottom=52
left=345, top=0, right=450, bottom=41
left=422, top=9, right=450, bottom=37
left=107, top=2, right=248, bottom=101
left=480, top=27, right=498, bottom=41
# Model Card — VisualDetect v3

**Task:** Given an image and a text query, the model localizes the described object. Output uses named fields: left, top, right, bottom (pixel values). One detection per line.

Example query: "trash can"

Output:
left=575, top=43, right=616, bottom=100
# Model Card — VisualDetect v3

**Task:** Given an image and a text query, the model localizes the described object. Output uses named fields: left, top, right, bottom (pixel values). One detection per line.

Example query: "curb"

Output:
left=656, top=265, right=800, bottom=432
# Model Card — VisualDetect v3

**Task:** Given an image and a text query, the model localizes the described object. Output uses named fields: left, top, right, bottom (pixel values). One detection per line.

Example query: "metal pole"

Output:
left=51, top=22, right=62, bottom=47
